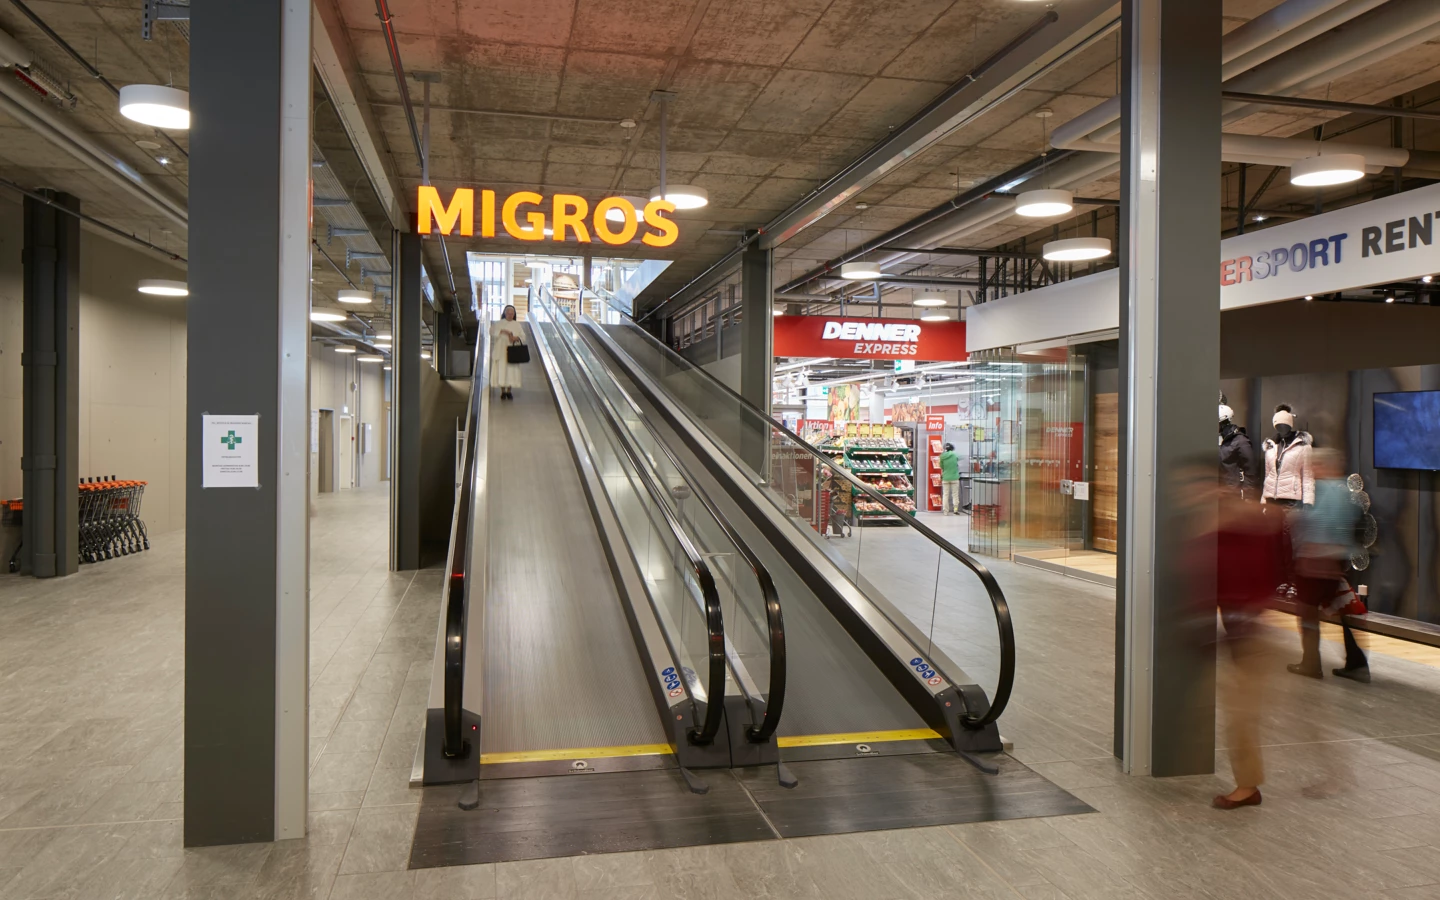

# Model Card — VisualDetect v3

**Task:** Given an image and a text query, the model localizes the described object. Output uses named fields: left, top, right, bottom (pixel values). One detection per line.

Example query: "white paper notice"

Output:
left=203, top=414, right=260, bottom=488
left=1073, top=481, right=1090, bottom=501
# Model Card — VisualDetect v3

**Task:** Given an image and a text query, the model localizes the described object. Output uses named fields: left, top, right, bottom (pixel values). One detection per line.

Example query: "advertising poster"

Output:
left=828, top=384, right=861, bottom=424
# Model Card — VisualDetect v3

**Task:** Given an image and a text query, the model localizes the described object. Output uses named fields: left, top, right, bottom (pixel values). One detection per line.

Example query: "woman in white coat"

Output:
left=491, top=305, right=525, bottom=400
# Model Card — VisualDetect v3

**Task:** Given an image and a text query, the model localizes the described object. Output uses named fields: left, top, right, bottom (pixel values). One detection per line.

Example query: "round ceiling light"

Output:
left=310, top=311, right=347, bottom=323
left=1290, top=153, right=1366, bottom=187
left=840, top=261, right=881, bottom=280
left=137, top=278, right=187, bottom=297
left=1015, top=188, right=1074, bottom=218
left=772, top=308, right=783, bottom=316
left=912, top=294, right=947, bottom=308
left=920, top=313, right=951, bottom=322
left=334, top=346, right=357, bottom=354
left=337, top=289, right=372, bottom=304
left=605, top=197, right=648, bottom=223
left=383, top=364, right=393, bottom=371
left=119, top=84, right=190, bottom=130
left=357, top=355, right=385, bottom=362
left=1043, top=237, right=1112, bottom=262
left=649, top=184, right=708, bottom=210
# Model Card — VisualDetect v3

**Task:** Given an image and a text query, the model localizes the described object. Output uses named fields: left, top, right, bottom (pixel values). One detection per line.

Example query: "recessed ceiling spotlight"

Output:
left=840, top=261, right=881, bottom=280
left=1290, top=153, right=1366, bottom=187
left=1043, top=237, right=1112, bottom=261
left=137, top=278, right=187, bottom=297
left=119, top=84, right=190, bottom=130
left=1015, top=188, right=1073, bottom=218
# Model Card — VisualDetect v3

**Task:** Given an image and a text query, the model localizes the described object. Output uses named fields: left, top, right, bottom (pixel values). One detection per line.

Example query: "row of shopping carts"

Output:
left=79, top=476, right=149, bottom=563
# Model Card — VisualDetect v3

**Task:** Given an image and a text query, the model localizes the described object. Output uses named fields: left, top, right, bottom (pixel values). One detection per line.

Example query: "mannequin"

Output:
left=1261, top=404, right=1314, bottom=506
left=1218, top=395, right=1255, bottom=499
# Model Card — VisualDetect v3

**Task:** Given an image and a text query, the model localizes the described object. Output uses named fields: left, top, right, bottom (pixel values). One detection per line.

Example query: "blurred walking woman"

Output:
left=491, top=305, right=524, bottom=400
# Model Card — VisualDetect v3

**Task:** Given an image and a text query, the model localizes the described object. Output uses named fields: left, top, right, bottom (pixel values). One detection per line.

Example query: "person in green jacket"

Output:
left=939, top=443, right=962, bottom=514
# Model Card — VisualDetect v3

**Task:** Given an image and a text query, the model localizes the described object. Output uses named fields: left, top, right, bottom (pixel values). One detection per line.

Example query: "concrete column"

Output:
left=391, top=231, right=422, bottom=570
left=1115, top=0, right=1220, bottom=777
left=739, top=241, right=772, bottom=414
left=185, top=0, right=310, bottom=844
left=20, top=191, right=79, bottom=578
left=436, top=310, right=452, bottom=378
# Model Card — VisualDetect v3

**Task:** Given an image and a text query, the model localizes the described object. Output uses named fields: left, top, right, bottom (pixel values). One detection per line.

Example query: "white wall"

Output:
left=0, top=196, right=189, bottom=535
left=308, top=342, right=386, bottom=488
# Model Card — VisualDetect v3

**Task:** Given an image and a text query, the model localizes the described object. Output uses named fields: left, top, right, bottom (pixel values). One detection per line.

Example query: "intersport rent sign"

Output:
left=774, top=315, right=967, bottom=361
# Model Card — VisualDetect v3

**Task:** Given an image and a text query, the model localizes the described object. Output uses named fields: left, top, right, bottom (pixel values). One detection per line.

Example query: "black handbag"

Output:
left=506, top=343, right=530, bottom=364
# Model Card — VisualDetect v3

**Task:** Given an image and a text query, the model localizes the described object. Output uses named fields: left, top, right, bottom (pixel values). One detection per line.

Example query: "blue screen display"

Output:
left=1374, top=391, right=1440, bottom=470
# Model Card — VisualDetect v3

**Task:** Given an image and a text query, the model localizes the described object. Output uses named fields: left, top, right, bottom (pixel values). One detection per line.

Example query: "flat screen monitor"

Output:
left=1374, top=390, right=1440, bottom=471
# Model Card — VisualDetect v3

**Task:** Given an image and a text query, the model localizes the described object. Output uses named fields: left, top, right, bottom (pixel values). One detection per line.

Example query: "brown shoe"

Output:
left=1213, top=789, right=1262, bottom=810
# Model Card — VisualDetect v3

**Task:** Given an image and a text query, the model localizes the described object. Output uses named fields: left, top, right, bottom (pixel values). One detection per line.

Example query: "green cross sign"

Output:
left=220, top=430, right=242, bottom=450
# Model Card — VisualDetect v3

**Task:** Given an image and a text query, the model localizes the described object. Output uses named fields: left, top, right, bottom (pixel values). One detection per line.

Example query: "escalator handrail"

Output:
left=532, top=289, right=727, bottom=747
left=442, top=324, right=489, bottom=757
left=583, top=296, right=1014, bottom=729
left=553, top=293, right=786, bottom=743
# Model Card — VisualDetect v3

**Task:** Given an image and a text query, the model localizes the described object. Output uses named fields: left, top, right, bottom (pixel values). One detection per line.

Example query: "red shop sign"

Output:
left=773, top=315, right=967, bottom=361
left=925, top=415, right=947, bottom=432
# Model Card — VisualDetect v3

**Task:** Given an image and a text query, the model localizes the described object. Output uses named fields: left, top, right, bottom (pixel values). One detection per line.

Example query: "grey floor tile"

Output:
left=361, top=766, right=420, bottom=808
left=495, top=857, right=576, bottom=900
left=413, top=863, right=496, bottom=899
left=310, top=752, right=378, bottom=795
left=337, top=806, right=420, bottom=875
left=330, top=871, right=416, bottom=900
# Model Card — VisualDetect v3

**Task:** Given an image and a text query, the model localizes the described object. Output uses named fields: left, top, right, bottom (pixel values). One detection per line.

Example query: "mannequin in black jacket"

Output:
left=1219, top=402, right=1256, bottom=499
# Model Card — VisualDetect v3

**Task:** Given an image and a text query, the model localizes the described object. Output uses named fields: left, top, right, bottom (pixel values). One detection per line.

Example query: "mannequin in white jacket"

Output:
left=1261, top=404, right=1314, bottom=506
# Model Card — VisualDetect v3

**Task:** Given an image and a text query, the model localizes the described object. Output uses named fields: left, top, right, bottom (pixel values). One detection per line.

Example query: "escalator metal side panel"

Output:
left=583, top=322, right=1001, bottom=754
left=528, top=321, right=730, bottom=770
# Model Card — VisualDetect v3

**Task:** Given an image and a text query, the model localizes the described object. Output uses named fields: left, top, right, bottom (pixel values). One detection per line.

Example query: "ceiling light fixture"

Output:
left=383, top=364, right=393, bottom=371
left=310, top=311, right=347, bottom=323
left=605, top=197, right=648, bottom=223
left=649, top=90, right=708, bottom=210
left=334, top=346, right=356, bottom=354
left=1424, top=275, right=1434, bottom=284
left=1290, top=152, right=1366, bottom=187
left=357, top=355, right=385, bottom=362
left=1042, top=237, right=1112, bottom=262
left=137, top=278, right=187, bottom=297
left=1015, top=188, right=1073, bottom=218
left=840, top=261, right=881, bottom=280
left=421, top=351, right=431, bottom=359
left=1385, top=295, right=1395, bottom=303
left=337, top=289, right=373, bottom=304
left=912, top=294, right=947, bottom=308
left=772, top=308, right=783, bottom=316
left=920, top=313, right=951, bottom=322
left=1304, top=295, right=1314, bottom=301
left=118, top=84, right=190, bottom=130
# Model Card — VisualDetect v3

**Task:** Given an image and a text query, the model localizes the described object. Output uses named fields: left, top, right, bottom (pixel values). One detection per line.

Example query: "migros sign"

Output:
left=416, top=186, right=678, bottom=247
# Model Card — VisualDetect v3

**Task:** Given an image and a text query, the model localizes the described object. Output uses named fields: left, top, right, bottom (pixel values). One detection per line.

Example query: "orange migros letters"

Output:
left=416, top=186, right=678, bottom=248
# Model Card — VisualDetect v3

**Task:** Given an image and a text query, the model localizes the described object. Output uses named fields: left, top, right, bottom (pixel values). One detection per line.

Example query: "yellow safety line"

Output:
left=777, top=728, right=941, bottom=748
left=480, top=743, right=673, bottom=765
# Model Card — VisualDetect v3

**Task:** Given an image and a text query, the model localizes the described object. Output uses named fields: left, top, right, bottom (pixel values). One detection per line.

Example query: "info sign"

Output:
left=202, top=414, right=260, bottom=488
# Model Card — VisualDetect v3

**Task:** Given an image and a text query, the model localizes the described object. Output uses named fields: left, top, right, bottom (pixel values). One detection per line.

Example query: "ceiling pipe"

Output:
left=1052, top=127, right=1407, bottom=169
left=1222, top=90, right=1440, bottom=122
left=1220, top=0, right=1388, bottom=81
left=0, top=75, right=186, bottom=228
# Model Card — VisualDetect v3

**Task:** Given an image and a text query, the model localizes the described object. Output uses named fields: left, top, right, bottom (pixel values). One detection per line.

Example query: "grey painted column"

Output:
left=185, top=0, right=310, bottom=844
left=20, top=191, right=79, bottom=578
left=739, top=240, right=772, bottom=414
left=391, top=231, right=422, bottom=570
left=436, top=310, right=452, bottom=378
left=1115, top=0, right=1219, bottom=777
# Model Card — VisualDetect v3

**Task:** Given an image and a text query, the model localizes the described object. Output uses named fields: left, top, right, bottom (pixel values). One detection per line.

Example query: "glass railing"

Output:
left=527, top=291, right=730, bottom=746
left=536, top=286, right=784, bottom=742
left=579, top=292, right=1014, bottom=731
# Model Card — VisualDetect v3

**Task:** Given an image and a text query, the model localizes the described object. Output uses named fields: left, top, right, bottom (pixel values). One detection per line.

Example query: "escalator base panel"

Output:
left=479, top=752, right=676, bottom=782
left=779, top=738, right=950, bottom=763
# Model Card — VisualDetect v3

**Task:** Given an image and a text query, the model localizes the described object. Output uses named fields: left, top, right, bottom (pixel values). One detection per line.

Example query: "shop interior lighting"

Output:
left=1042, top=237, right=1112, bottom=262
left=337, top=289, right=372, bottom=304
left=118, top=84, right=190, bottom=130
left=840, top=261, right=882, bottom=280
left=334, top=346, right=356, bottom=354
left=357, top=355, right=385, bottom=362
left=137, top=278, right=188, bottom=297
left=920, top=313, right=951, bottom=322
left=310, top=311, right=347, bottom=323
left=912, top=294, right=947, bottom=307
left=1014, top=189, right=1074, bottom=218
left=1290, top=153, right=1366, bottom=187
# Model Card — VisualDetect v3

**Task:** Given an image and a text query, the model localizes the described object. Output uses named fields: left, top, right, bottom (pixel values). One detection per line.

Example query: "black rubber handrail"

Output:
left=441, top=325, right=487, bottom=757
left=587, top=304, right=1015, bottom=729
left=554, top=298, right=786, bottom=743
left=531, top=291, right=727, bottom=747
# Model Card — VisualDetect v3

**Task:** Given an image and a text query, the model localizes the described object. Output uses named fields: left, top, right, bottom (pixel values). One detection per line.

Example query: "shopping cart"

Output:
left=78, top=476, right=149, bottom=563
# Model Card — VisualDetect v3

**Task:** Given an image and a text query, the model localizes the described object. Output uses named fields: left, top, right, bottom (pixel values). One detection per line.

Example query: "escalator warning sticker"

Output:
left=928, top=676, right=943, bottom=686
left=910, top=658, right=944, bottom=687
left=669, top=688, right=683, bottom=697
left=661, top=667, right=682, bottom=693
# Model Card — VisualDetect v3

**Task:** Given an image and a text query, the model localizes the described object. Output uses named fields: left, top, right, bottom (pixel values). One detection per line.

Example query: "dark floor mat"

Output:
left=738, top=752, right=1093, bottom=838
left=409, top=767, right=774, bottom=868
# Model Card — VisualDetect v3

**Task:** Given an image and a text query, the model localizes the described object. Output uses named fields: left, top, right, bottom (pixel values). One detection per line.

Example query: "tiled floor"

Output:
left=6, top=490, right=1440, bottom=898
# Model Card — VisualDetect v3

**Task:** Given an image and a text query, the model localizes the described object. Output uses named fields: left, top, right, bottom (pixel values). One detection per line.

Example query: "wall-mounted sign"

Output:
left=202, top=414, right=259, bottom=488
left=925, top=414, right=946, bottom=432
left=416, top=186, right=679, bottom=247
left=774, top=315, right=967, bottom=361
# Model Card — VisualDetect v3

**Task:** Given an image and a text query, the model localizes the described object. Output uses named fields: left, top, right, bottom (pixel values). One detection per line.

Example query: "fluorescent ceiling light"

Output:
left=912, top=294, right=946, bottom=308
left=1290, top=153, right=1365, bottom=187
left=1043, top=237, right=1111, bottom=262
left=840, top=261, right=881, bottom=280
left=374, top=343, right=392, bottom=350
left=649, top=184, right=708, bottom=210
left=310, top=311, right=347, bottom=322
left=605, top=198, right=647, bottom=222
left=334, top=346, right=356, bottom=354
left=137, top=278, right=187, bottom=297
left=357, top=355, right=385, bottom=362
left=119, top=84, right=190, bottom=130
left=920, top=313, right=951, bottom=322
left=1014, top=188, right=1073, bottom=218
left=421, top=351, right=431, bottom=360
left=337, top=289, right=372, bottom=304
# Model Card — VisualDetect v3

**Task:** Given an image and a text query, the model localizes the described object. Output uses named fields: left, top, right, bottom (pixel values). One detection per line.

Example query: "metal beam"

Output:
left=880, top=245, right=1041, bottom=260
left=1222, top=90, right=1440, bottom=122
